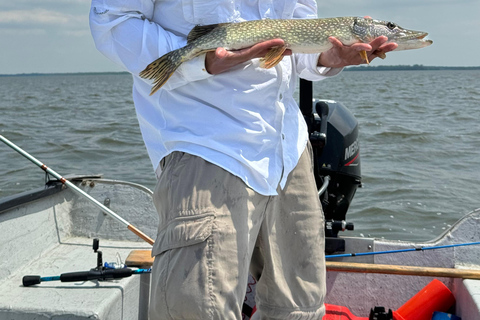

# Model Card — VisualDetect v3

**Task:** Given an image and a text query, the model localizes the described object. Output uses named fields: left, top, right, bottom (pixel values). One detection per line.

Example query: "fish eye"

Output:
left=386, top=22, right=397, bottom=30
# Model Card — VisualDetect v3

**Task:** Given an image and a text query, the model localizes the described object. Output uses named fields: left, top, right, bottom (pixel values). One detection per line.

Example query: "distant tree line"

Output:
left=345, top=64, right=480, bottom=71
left=2, top=66, right=480, bottom=77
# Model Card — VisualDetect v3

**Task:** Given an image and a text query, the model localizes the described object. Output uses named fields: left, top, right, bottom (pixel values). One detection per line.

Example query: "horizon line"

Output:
left=1, top=65, right=480, bottom=77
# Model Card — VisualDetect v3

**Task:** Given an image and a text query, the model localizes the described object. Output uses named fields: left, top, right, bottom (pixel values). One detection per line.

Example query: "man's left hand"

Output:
left=318, top=36, right=398, bottom=68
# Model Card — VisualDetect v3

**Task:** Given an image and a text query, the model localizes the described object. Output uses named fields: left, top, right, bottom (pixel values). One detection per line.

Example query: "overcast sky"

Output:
left=1, top=0, right=478, bottom=75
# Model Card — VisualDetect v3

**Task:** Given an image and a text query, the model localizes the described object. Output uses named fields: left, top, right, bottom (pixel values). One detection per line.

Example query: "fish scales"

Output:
left=140, top=17, right=432, bottom=95
left=198, top=18, right=356, bottom=53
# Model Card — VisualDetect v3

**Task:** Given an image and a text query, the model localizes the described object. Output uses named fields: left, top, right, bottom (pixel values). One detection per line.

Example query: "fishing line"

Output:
left=326, top=241, right=480, bottom=259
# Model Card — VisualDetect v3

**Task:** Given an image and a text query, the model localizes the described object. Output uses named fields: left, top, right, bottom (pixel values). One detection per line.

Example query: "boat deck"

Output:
left=0, top=238, right=150, bottom=320
left=1, top=177, right=480, bottom=319
left=0, top=178, right=156, bottom=319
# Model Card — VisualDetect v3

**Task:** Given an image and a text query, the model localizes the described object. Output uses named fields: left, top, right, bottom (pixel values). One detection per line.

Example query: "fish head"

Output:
left=352, top=17, right=433, bottom=51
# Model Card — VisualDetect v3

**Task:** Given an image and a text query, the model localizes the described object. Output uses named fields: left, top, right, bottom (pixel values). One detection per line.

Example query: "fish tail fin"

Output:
left=139, top=48, right=186, bottom=95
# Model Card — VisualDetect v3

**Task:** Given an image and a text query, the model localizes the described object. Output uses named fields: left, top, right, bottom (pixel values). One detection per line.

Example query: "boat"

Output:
left=1, top=172, right=480, bottom=319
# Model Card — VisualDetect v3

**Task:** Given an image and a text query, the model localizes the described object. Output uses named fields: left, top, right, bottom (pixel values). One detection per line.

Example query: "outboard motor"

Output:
left=306, top=99, right=362, bottom=252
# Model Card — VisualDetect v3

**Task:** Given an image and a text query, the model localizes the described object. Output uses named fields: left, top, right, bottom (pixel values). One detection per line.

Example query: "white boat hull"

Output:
left=1, top=177, right=479, bottom=319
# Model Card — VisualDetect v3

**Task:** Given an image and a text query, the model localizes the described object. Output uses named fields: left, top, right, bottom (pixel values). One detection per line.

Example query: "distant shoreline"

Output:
left=0, top=72, right=130, bottom=77
left=345, top=65, right=480, bottom=71
left=1, top=66, right=480, bottom=77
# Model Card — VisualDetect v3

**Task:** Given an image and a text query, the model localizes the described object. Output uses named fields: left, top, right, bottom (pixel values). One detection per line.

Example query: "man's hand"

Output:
left=318, top=36, right=399, bottom=69
left=204, top=35, right=398, bottom=74
left=205, top=39, right=292, bottom=75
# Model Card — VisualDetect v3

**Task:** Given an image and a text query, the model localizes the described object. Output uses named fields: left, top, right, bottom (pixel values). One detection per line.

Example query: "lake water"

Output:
left=1, top=70, right=479, bottom=241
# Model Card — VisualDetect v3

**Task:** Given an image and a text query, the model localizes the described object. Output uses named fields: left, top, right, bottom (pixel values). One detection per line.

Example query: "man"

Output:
left=90, top=1, right=396, bottom=319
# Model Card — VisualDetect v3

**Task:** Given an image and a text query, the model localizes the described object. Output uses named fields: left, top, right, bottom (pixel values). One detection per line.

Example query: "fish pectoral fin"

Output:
left=359, top=50, right=370, bottom=64
left=260, top=46, right=287, bottom=69
left=376, top=52, right=387, bottom=59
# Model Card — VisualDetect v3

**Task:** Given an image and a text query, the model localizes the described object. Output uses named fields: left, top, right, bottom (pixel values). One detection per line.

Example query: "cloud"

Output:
left=0, top=9, right=82, bottom=25
left=0, top=0, right=90, bottom=33
left=0, top=6, right=88, bottom=38
left=1, top=0, right=89, bottom=10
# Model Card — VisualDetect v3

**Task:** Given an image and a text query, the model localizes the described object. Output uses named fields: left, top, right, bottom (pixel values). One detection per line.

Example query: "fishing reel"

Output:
left=92, top=238, right=104, bottom=270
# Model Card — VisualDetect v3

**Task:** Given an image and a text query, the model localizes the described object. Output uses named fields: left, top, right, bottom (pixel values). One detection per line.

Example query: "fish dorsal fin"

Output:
left=187, top=23, right=228, bottom=43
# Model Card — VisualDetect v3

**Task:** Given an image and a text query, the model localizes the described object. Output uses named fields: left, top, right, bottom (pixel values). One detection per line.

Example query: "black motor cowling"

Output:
left=307, top=100, right=362, bottom=238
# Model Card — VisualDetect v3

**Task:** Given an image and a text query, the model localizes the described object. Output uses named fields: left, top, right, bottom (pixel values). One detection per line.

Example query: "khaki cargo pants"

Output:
left=149, top=144, right=326, bottom=319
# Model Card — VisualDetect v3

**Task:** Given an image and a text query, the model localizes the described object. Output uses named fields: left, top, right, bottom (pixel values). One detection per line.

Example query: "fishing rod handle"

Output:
left=23, top=275, right=41, bottom=287
left=60, top=270, right=100, bottom=282
left=60, top=269, right=134, bottom=282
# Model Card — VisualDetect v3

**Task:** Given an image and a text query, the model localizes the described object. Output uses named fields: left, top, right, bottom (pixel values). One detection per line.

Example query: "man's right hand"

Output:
left=205, top=39, right=292, bottom=75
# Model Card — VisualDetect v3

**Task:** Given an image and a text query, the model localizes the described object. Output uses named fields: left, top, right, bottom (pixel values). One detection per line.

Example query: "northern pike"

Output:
left=140, top=17, right=432, bottom=95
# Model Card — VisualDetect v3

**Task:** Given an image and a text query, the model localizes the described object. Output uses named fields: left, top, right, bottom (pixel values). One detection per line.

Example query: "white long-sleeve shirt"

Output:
left=89, top=0, right=341, bottom=196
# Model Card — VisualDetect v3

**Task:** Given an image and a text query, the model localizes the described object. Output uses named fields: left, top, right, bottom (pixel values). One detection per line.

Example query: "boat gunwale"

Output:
left=0, top=175, right=154, bottom=215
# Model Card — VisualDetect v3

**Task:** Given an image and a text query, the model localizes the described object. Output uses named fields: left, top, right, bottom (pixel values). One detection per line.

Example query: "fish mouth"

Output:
left=394, top=31, right=433, bottom=50
left=416, top=33, right=433, bottom=45
left=395, top=31, right=429, bottom=42
left=416, top=33, right=429, bottom=40
left=403, top=32, right=432, bottom=44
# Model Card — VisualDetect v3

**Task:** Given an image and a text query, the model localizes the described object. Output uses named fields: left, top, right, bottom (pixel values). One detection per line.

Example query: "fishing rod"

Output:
left=23, top=268, right=151, bottom=287
left=0, top=135, right=154, bottom=246
left=326, top=241, right=480, bottom=259
left=22, top=238, right=151, bottom=287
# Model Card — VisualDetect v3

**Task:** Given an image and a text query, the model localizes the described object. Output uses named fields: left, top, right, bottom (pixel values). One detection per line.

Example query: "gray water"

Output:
left=1, top=70, right=479, bottom=241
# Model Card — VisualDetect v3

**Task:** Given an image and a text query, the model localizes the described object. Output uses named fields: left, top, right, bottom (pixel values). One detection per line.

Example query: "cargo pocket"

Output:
left=181, top=0, right=238, bottom=25
left=152, top=212, right=215, bottom=257
left=150, top=213, right=216, bottom=318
